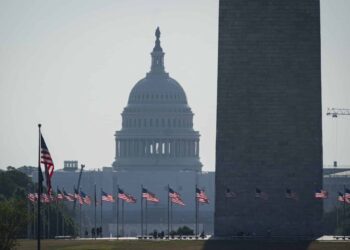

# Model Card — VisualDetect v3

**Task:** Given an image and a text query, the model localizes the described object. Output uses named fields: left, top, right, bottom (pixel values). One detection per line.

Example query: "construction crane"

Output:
left=326, top=108, right=350, bottom=118
left=326, top=108, right=350, bottom=168
left=73, top=164, right=85, bottom=213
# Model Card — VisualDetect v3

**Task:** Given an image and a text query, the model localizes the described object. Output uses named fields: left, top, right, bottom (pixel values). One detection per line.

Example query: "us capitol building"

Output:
left=113, top=27, right=202, bottom=172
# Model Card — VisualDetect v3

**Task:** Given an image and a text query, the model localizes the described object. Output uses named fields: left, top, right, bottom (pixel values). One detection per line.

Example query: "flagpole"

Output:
left=141, top=185, right=143, bottom=237
left=94, top=184, right=96, bottom=240
left=171, top=199, right=173, bottom=234
left=343, top=185, right=346, bottom=238
left=100, top=188, right=103, bottom=238
left=116, top=185, right=119, bottom=238
left=33, top=185, right=36, bottom=239
left=79, top=188, right=82, bottom=238
left=56, top=187, right=59, bottom=237
left=37, top=124, right=42, bottom=250
left=336, top=204, right=339, bottom=233
left=122, top=200, right=124, bottom=237
left=167, top=184, right=170, bottom=238
left=48, top=202, right=50, bottom=238
left=61, top=201, right=64, bottom=237
left=145, top=198, right=148, bottom=236
left=27, top=185, right=30, bottom=239
left=42, top=203, right=45, bottom=239
left=195, top=184, right=198, bottom=237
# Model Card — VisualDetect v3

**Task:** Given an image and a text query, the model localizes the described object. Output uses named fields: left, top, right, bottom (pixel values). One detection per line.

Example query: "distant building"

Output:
left=63, top=161, right=79, bottom=171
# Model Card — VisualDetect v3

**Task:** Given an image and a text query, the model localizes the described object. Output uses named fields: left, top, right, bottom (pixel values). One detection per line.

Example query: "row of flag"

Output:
left=27, top=186, right=210, bottom=206
left=225, top=188, right=347, bottom=202
left=27, top=189, right=91, bottom=205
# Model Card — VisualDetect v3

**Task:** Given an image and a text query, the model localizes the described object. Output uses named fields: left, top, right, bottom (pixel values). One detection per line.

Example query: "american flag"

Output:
left=50, top=193, right=56, bottom=202
left=255, top=188, right=268, bottom=200
left=63, top=190, right=75, bottom=202
left=196, top=187, right=209, bottom=204
left=118, top=188, right=136, bottom=203
left=142, top=188, right=160, bottom=203
left=101, top=190, right=115, bottom=202
left=41, top=193, right=51, bottom=203
left=169, top=187, right=185, bottom=206
left=74, top=188, right=83, bottom=205
left=125, top=194, right=137, bottom=203
left=338, top=192, right=350, bottom=204
left=168, top=187, right=180, bottom=198
left=315, top=189, right=328, bottom=199
left=57, top=188, right=64, bottom=200
left=345, top=188, right=350, bottom=199
left=225, top=188, right=237, bottom=198
left=27, top=193, right=37, bottom=203
left=80, top=191, right=91, bottom=205
left=285, top=189, right=298, bottom=200
left=40, top=134, right=54, bottom=195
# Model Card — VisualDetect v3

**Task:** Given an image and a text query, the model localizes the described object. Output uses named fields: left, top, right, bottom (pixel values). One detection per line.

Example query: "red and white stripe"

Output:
left=196, top=188, right=209, bottom=204
left=63, top=191, right=75, bottom=202
left=27, top=193, right=37, bottom=203
left=315, top=190, right=328, bottom=199
left=143, top=192, right=160, bottom=203
left=171, top=196, right=185, bottom=206
left=57, top=193, right=64, bottom=200
left=41, top=193, right=51, bottom=203
left=40, top=135, right=55, bottom=195
left=102, top=192, right=115, bottom=202
left=83, top=196, right=91, bottom=205
left=125, top=195, right=137, bottom=203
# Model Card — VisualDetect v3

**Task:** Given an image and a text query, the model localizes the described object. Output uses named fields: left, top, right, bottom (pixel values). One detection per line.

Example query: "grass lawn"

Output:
left=16, top=239, right=350, bottom=250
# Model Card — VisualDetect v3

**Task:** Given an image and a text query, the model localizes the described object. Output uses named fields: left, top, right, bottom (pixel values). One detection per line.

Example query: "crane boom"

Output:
left=326, top=108, right=350, bottom=118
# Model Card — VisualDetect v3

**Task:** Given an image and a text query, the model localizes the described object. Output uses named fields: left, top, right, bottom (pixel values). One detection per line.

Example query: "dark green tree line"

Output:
left=0, top=167, right=76, bottom=249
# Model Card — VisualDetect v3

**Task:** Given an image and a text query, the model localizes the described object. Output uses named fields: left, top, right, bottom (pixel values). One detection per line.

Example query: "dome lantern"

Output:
left=149, top=27, right=167, bottom=76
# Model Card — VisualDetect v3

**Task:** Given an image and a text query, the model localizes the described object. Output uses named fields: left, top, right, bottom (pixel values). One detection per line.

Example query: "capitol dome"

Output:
left=128, top=76, right=187, bottom=105
left=113, top=28, right=202, bottom=172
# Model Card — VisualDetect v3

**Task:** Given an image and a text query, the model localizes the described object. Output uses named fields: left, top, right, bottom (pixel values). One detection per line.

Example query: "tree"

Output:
left=0, top=198, right=29, bottom=250
left=0, top=166, right=77, bottom=243
left=176, top=225, right=194, bottom=235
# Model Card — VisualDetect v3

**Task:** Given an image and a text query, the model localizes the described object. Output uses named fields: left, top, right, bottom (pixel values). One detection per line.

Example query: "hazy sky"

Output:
left=0, top=0, right=349, bottom=171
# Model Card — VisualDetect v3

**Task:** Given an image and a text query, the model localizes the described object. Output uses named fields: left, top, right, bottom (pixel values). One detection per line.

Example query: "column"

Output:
left=145, top=140, right=149, bottom=156
left=187, top=140, right=191, bottom=156
left=171, top=139, right=176, bottom=157
left=130, top=139, right=133, bottom=157
left=120, top=140, right=124, bottom=157
left=142, top=140, right=146, bottom=157
left=191, top=140, right=195, bottom=156
left=116, top=139, right=119, bottom=158
left=195, top=139, right=199, bottom=157
left=166, top=140, right=170, bottom=157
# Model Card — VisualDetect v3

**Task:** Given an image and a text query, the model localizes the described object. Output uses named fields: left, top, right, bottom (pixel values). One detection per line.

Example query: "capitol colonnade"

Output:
left=115, top=138, right=199, bottom=158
